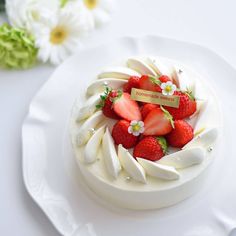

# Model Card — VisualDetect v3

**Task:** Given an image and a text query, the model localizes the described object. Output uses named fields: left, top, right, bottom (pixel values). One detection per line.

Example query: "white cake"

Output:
left=70, top=56, right=220, bottom=210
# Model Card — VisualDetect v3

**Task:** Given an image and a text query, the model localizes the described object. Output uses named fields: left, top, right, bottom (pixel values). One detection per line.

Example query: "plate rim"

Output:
left=21, top=34, right=236, bottom=236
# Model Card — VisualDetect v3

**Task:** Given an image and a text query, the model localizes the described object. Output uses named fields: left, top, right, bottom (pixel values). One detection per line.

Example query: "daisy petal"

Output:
left=92, top=8, right=111, bottom=27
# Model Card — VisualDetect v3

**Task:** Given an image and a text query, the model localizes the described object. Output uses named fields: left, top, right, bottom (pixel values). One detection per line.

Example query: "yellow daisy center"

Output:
left=165, top=85, right=172, bottom=93
left=50, top=26, right=68, bottom=45
left=84, top=0, right=98, bottom=9
left=132, top=124, right=140, bottom=132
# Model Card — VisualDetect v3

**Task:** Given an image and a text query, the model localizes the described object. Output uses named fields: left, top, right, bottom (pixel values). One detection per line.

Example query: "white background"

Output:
left=1, top=0, right=236, bottom=235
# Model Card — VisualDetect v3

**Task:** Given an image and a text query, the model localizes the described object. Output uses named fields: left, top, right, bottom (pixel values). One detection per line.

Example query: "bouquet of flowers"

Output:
left=0, top=0, right=114, bottom=69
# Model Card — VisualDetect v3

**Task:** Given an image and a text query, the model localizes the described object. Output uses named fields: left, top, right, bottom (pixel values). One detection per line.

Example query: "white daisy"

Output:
left=6, top=0, right=59, bottom=34
left=161, top=81, right=177, bottom=96
left=82, top=0, right=115, bottom=27
left=34, top=4, right=92, bottom=65
left=128, top=120, right=145, bottom=136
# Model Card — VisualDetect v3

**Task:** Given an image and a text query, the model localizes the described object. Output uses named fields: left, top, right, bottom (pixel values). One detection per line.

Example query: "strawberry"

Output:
left=123, top=76, right=140, bottom=93
left=164, top=90, right=196, bottom=120
left=141, top=103, right=160, bottom=119
left=166, top=120, right=194, bottom=148
left=96, top=87, right=121, bottom=119
left=133, top=136, right=167, bottom=161
left=139, top=75, right=172, bottom=92
left=143, top=107, right=173, bottom=136
left=112, top=120, right=138, bottom=148
left=113, top=92, right=142, bottom=121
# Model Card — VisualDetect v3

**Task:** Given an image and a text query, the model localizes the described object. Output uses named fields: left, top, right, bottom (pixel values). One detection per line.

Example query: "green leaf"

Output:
left=149, top=75, right=161, bottom=86
left=156, top=136, right=168, bottom=154
left=184, top=87, right=195, bottom=101
left=0, top=0, right=5, bottom=12
left=160, top=105, right=175, bottom=128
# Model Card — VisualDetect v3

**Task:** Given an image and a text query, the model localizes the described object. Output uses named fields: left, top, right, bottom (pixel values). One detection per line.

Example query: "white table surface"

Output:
left=1, top=0, right=236, bottom=235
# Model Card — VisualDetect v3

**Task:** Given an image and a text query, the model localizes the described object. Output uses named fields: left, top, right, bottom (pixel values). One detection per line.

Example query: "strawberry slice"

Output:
left=113, top=93, right=142, bottom=121
left=143, top=107, right=173, bottom=136
left=139, top=75, right=172, bottom=92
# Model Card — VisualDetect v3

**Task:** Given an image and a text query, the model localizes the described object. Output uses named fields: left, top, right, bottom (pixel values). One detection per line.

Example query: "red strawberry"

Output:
left=139, top=75, right=172, bottom=92
left=113, top=92, right=142, bottom=121
left=159, top=75, right=172, bottom=83
left=164, top=91, right=197, bottom=120
left=143, top=107, right=173, bottom=136
left=112, top=120, right=138, bottom=148
left=99, top=90, right=121, bottom=119
left=141, top=103, right=160, bottom=119
left=166, top=120, right=194, bottom=148
left=133, top=136, right=167, bottom=161
left=123, top=76, right=140, bottom=93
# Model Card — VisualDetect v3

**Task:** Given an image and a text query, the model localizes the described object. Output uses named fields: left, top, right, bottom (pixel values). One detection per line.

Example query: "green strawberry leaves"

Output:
left=184, top=87, right=195, bottom=101
left=156, top=136, right=168, bottom=154
left=96, top=86, right=123, bottom=109
left=96, top=86, right=112, bottom=109
left=160, top=106, right=175, bottom=128
left=149, top=75, right=161, bottom=86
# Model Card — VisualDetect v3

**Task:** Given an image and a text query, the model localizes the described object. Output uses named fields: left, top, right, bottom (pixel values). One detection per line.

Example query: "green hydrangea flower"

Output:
left=0, top=24, right=38, bottom=69
left=0, top=0, right=5, bottom=12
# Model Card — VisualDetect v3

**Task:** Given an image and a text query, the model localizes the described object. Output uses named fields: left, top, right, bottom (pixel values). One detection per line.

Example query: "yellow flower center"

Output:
left=165, top=85, right=172, bottom=93
left=50, top=26, right=68, bottom=45
left=132, top=124, right=140, bottom=132
left=84, top=0, right=98, bottom=9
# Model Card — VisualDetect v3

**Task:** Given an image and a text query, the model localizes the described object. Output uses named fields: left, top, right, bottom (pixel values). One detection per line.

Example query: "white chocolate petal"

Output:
left=118, top=145, right=146, bottom=184
left=146, top=57, right=171, bottom=76
left=86, top=78, right=126, bottom=96
left=98, top=66, right=141, bottom=80
left=77, top=94, right=101, bottom=121
left=102, top=128, right=121, bottom=178
left=172, top=66, right=196, bottom=94
left=127, top=58, right=157, bottom=76
left=77, top=111, right=104, bottom=146
left=137, top=158, right=180, bottom=180
left=84, top=125, right=106, bottom=164
left=183, top=127, right=219, bottom=149
left=193, top=98, right=218, bottom=132
left=157, top=147, right=205, bottom=169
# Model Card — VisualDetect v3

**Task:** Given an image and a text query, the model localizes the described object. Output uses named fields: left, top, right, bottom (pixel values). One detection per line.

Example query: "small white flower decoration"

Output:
left=128, top=120, right=145, bottom=136
left=82, top=0, right=115, bottom=27
left=161, top=81, right=177, bottom=96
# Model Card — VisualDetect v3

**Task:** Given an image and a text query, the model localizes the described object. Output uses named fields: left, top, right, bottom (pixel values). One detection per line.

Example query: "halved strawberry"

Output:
left=113, top=92, right=142, bottom=121
left=139, top=75, right=172, bottom=92
left=143, top=107, right=173, bottom=136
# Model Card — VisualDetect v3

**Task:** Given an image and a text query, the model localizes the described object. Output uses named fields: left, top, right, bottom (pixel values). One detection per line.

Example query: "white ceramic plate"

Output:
left=22, top=36, right=236, bottom=236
